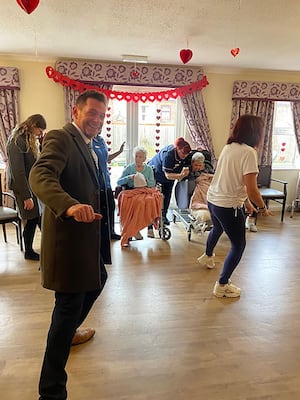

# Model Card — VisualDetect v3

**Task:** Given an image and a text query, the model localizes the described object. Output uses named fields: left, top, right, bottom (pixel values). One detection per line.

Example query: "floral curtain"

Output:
left=181, top=91, right=215, bottom=165
left=232, top=79, right=300, bottom=157
left=0, top=67, right=20, bottom=169
left=230, top=98, right=275, bottom=165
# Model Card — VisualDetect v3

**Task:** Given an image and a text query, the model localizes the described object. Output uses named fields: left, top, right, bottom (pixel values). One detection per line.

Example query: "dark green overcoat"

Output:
left=6, top=135, right=41, bottom=220
left=29, top=123, right=111, bottom=293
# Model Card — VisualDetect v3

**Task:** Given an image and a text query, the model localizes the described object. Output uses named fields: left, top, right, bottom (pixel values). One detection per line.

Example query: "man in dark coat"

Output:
left=29, top=90, right=111, bottom=400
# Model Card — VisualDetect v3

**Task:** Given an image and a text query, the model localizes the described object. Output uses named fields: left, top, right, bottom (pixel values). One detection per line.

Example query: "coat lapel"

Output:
left=64, top=123, right=100, bottom=187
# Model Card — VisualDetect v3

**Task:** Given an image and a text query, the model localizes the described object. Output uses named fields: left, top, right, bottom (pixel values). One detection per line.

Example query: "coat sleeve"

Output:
left=29, top=130, right=79, bottom=218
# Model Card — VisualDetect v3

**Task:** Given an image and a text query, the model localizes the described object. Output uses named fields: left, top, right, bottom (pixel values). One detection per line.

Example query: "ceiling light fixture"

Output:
left=122, top=55, right=148, bottom=64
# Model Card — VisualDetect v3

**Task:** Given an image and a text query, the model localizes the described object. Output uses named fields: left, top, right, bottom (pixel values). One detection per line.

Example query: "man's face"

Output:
left=73, top=98, right=106, bottom=139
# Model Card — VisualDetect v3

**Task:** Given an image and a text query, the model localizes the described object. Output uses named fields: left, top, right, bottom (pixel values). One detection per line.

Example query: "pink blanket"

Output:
left=118, top=187, right=162, bottom=247
left=189, top=173, right=213, bottom=210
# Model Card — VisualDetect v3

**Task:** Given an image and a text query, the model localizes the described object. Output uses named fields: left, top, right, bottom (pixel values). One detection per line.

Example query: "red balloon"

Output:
left=16, top=0, right=40, bottom=14
left=179, top=49, right=193, bottom=64
left=230, top=48, right=240, bottom=58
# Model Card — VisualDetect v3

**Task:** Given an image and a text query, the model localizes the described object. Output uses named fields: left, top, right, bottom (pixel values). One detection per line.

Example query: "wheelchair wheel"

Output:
left=159, top=226, right=171, bottom=240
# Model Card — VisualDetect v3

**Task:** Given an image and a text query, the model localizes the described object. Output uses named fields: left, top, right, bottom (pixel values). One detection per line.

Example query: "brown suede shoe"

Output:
left=71, top=327, right=95, bottom=346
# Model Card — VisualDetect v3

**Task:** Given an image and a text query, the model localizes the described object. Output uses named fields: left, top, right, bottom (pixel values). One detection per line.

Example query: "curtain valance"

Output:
left=0, top=67, right=20, bottom=90
left=55, top=59, right=204, bottom=87
left=232, top=80, right=300, bottom=102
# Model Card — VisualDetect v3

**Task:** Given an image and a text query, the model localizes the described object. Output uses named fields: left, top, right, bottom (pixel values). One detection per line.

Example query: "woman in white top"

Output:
left=197, top=114, right=272, bottom=298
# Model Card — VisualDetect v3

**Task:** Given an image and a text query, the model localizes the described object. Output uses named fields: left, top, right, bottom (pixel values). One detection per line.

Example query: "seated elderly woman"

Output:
left=175, top=151, right=214, bottom=230
left=117, top=146, right=162, bottom=248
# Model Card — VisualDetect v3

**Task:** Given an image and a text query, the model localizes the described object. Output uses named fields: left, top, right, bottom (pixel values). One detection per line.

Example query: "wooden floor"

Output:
left=1, top=211, right=300, bottom=400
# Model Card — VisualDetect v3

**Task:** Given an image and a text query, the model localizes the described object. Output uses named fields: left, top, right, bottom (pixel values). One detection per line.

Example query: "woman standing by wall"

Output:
left=6, top=114, right=46, bottom=261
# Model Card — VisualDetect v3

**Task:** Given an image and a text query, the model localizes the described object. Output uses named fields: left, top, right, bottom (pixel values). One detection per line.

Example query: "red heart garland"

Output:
left=107, top=107, right=111, bottom=111
left=106, top=141, right=111, bottom=145
left=106, top=114, right=111, bottom=118
left=155, top=149, right=160, bottom=153
left=156, top=123, right=160, bottom=127
left=156, top=109, right=161, bottom=113
left=179, top=49, right=193, bottom=64
left=106, top=128, right=111, bottom=132
left=155, top=143, right=160, bottom=147
left=16, top=0, right=40, bottom=14
left=230, top=48, right=240, bottom=57
left=106, top=133, right=111, bottom=137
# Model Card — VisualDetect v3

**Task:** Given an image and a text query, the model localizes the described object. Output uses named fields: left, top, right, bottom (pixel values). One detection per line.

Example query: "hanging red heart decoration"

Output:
left=106, top=113, right=111, bottom=118
left=155, top=143, right=160, bottom=147
left=281, top=142, right=286, bottom=146
left=106, top=133, right=111, bottom=137
left=106, top=128, right=111, bottom=132
left=156, top=123, right=160, bottom=127
left=16, top=0, right=40, bottom=14
left=281, top=148, right=286, bottom=152
left=179, top=49, right=193, bottom=64
left=156, top=109, right=161, bottom=113
left=230, top=48, right=240, bottom=57
left=131, top=70, right=139, bottom=78
left=155, top=149, right=160, bottom=153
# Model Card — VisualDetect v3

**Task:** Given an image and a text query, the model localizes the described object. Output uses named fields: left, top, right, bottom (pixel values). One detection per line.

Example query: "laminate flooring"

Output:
left=1, top=211, right=300, bottom=400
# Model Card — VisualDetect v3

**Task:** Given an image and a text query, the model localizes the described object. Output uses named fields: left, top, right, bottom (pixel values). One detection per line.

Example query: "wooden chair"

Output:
left=257, top=165, right=288, bottom=222
left=0, top=173, right=23, bottom=250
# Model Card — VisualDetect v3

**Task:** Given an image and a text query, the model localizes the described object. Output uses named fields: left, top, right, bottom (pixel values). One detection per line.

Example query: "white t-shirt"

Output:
left=207, top=143, right=259, bottom=208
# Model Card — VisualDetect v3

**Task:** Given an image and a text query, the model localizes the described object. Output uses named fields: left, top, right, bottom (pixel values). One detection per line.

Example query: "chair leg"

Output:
left=18, top=219, right=23, bottom=251
left=281, top=197, right=287, bottom=222
left=2, top=224, right=7, bottom=242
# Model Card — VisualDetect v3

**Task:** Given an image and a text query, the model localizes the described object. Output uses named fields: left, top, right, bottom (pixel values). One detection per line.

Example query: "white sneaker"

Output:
left=135, top=231, right=143, bottom=240
left=197, top=253, right=215, bottom=269
left=245, top=216, right=257, bottom=232
left=213, top=280, right=241, bottom=298
left=147, top=228, right=155, bottom=238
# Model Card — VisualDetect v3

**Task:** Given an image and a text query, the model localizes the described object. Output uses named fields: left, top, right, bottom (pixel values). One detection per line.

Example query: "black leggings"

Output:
left=23, top=216, right=41, bottom=252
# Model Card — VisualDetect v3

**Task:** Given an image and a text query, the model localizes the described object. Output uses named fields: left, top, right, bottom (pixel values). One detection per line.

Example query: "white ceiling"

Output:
left=1, top=0, right=300, bottom=72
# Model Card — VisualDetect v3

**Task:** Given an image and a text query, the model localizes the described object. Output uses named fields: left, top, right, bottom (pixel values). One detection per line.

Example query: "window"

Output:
left=272, top=101, right=300, bottom=169
left=0, top=152, right=5, bottom=170
left=106, top=85, right=186, bottom=187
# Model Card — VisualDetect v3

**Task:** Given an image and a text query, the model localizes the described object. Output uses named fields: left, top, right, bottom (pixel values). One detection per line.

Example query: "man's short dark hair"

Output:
left=76, top=90, right=108, bottom=108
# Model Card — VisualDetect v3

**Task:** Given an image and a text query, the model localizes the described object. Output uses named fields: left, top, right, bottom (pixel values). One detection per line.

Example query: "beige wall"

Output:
left=0, top=57, right=65, bottom=131
left=1, top=56, right=299, bottom=205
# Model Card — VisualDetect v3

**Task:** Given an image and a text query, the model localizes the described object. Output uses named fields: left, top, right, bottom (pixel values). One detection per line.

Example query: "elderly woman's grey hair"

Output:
left=133, top=146, right=147, bottom=158
left=192, top=151, right=205, bottom=162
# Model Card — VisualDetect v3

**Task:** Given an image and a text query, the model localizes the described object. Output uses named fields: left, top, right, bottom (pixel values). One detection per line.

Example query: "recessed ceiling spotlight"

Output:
left=121, top=55, right=148, bottom=64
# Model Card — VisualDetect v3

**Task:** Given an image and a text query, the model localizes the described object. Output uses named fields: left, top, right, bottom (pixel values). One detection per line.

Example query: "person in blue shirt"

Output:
left=93, top=134, right=125, bottom=240
left=148, top=137, right=191, bottom=224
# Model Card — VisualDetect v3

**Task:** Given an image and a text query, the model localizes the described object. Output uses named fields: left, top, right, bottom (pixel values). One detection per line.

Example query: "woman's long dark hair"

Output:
left=11, top=114, right=46, bottom=158
left=227, top=114, right=264, bottom=148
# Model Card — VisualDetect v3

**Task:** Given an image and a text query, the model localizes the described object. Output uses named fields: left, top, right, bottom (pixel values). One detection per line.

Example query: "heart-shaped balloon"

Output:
left=16, top=0, right=40, bottom=14
left=179, top=49, right=193, bottom=64
left=230, top=48, right=240, bottom=57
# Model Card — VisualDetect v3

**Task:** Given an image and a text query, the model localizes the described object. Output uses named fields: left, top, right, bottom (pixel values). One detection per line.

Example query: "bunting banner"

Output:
left=45, top=66, right=209, bottom=103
